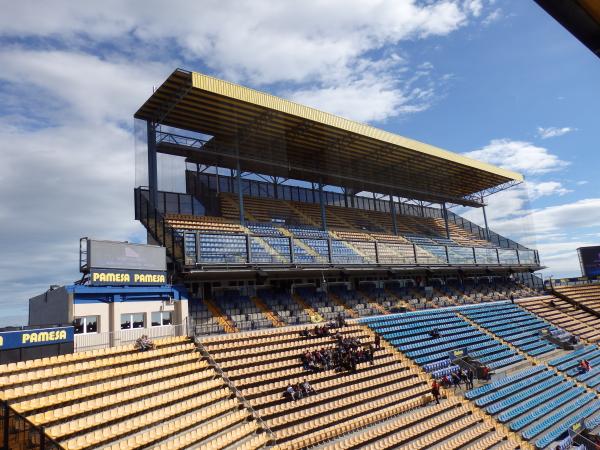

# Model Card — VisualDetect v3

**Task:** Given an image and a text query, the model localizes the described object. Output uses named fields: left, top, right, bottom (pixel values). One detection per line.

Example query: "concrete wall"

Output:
left=28, top=287, right=71, bottom=326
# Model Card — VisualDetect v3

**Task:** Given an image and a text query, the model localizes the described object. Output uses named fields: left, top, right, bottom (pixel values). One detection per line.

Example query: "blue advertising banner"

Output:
left=0, top=326, right=74, bottom=350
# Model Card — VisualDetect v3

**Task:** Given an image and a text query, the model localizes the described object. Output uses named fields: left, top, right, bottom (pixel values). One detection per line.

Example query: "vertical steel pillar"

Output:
left=389, top=197, right=398, bottom=236
left=147, top=121, right=158, bottom=209
left=318, top=181, right=327, bottom=231
left=236, top=161, right=245, bottom=226
left=442, top=203, right=450, bottom=239
left=482, top=203, right=490, bottom=240
left=215, top=166, right=220, bottom=194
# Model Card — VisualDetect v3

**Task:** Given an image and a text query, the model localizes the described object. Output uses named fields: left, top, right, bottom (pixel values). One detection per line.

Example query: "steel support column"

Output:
left=482, top=203, right=490, bottom=240
left=318, top=181, right=327, bottom=231
left=147, top=121, right=158, bottom=209
left=442, top=203, right=450, bottom=239
left=236, top=161, right=245, bottom=226
left=389, top=197, right=398, bottom=236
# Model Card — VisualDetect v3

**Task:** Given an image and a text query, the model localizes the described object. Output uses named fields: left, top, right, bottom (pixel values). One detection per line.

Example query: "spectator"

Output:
left=134, top=335, right=155, bottom=351
left=431, top=380, right=441, bottom=405
left=441, top=374, right=451, bottom=388
left=284, top=385, right=297, bottom=401
left=374, top=333, right=381, bottom=350
left=300, top=328, right=310, bottom=338
left=429, top=328, right=440, bottom=339
left=510, top=294, right=515, bottom=304
left=336, top=312, right=346, bottom=328
left=451, top=372, right=461, bottom=391
left=482, top=366, right=490, bottom=380
left=467, top=368, right=474, bottom=390
left=301, top=379, right=315, bottom=396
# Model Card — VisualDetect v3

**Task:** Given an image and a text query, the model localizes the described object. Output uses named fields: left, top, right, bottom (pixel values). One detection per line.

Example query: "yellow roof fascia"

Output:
left=191, top=72, right=524, bottom=183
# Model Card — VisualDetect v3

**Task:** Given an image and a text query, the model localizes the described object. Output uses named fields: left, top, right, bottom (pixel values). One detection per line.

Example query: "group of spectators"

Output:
left=300, top=335, right=376, bottom=373
left=578, top=359, right=592, bottom=374
left=134, top=335, right=155, bottom=351
left=440, top=368, right=475, bottom=390
left=283, top=379, right=316, bottom=401
left=300, top=324, right=332, bottom=338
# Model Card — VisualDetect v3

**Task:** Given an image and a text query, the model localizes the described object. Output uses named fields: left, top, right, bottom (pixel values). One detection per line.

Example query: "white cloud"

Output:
left=537, top=126, right=576, bottom=139
left=577, top=180, right=589, bottom=186
left=482, top=8, right=502, bottom=25
left=0, top=1, right=489, bottom=126
left=0, top=2, right=492, bottom=325
left=464, top=139, right=569, bottom=175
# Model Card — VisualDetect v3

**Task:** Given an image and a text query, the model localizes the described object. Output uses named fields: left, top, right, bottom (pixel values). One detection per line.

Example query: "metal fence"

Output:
left=1, top=402, right=62, bottom=450
left=74, top=323, right=188, bottom=352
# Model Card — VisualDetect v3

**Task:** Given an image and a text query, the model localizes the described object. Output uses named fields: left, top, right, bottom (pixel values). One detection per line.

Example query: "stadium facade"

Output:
left=132, top=69, right=541, bottom=332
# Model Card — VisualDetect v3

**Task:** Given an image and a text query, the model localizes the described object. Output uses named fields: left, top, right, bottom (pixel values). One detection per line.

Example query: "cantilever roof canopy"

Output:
left=135, top=69, right=523, bottom=207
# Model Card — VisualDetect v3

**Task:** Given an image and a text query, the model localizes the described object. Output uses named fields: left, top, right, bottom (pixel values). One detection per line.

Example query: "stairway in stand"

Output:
left=252, top=295, right=286, bottom=327
left=204, top=298, right=239, bottom=333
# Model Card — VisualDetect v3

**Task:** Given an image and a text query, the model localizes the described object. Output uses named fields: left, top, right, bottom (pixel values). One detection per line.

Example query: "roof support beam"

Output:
left=147, top=121, right=158, bottom=209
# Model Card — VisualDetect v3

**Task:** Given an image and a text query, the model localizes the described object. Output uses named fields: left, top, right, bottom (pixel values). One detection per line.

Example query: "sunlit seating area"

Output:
left=554, top=283, right=600, bottom=312
left=518, top=295, right=600, bottom=343
left=464, top=365, right=600, bottom=448
left=199, top=322, right=520, bottom=450
left=361, top=309, right=524, bottom=371
left=0, top=336, right=270, bottom=450
left=459, top=303, right=559, bottom=357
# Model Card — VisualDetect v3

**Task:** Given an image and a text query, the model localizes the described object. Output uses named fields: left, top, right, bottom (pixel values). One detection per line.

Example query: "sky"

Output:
left=0, top=0, right=599, bottom=326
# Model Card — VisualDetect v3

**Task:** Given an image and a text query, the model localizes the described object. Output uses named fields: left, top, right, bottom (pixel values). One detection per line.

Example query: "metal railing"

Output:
left=185, top=230, right=540, bottom=269
left=1, top=402, right=62, bottom=450
left=74, top=323, right=188, bottom=352
left=195, top=338, right=277, bottom=445
left=134, top=187, right=186, bottom=269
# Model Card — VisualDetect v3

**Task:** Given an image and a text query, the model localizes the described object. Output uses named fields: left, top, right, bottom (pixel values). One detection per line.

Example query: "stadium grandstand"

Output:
left=4, top=69, right=600, bottom=450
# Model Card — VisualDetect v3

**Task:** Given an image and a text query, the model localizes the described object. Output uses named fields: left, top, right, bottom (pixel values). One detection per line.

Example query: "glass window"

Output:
left=121, top=313, right=145, bottom=330
left=74, top=316, right=99, bottom=334
left=152, top=311, right=173, bottom=326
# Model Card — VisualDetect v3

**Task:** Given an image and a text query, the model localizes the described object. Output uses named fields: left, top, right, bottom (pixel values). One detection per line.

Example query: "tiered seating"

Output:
left=204, top=323, right=521, bottom=449
left=190, top=298, right=225, bottom=335
left=362, top=309, right=523, bottom=370
left=200, top=325, right=431, bottom=449
left=318, top=399, right=517, bottom=450
left=214, top=291, right=275, bottom=331
left=555, top=283, right=600, bottom=312
left=0, top=337, right=268, bottom=450
left=221, top=193, right=303, bottom=224
left=165, top=213, right=245, bottom=233
left=548, top=345, right=600, bottom=378
left=295, top=286, right=350, bottom=321
left=459, top=303, right=558, bottom=357
left=257, top=289, right=311, bottom=326
left=464, top=365, right=600, bottom=448
left=519, top=295, right=600, bottom=342
left=327, top=286, right=378, bottom=317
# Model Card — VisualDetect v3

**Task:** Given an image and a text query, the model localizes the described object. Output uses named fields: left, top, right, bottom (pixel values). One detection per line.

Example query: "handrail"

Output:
left=190, top=230, right=537, bottom=269
left=194, top=338, right=277, bottom=444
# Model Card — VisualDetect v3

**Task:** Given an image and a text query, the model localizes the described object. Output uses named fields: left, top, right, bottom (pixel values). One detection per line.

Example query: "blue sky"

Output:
left=0, top=0, right=599, bottom=326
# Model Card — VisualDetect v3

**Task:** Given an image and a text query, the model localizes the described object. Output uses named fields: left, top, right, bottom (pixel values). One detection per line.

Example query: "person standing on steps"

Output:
left=431, top=379, right=441, bottom=405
